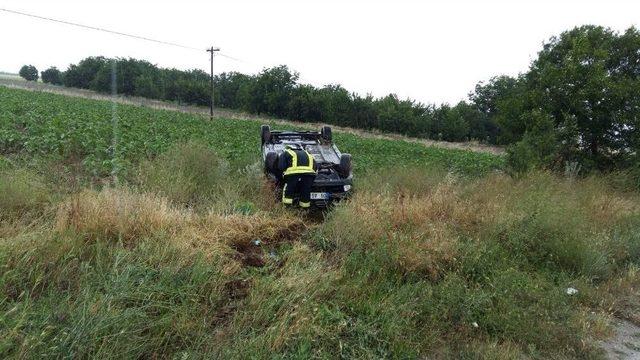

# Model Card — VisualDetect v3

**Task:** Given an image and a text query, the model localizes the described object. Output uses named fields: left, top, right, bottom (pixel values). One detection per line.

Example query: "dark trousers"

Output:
left=282, top=174, right=315, bottom=207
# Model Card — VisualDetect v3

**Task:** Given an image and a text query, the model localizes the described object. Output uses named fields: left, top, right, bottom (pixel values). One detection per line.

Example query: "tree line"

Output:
left=26, top=58, right=499, bottom=144
left=21, top=25, right=640, bottom=178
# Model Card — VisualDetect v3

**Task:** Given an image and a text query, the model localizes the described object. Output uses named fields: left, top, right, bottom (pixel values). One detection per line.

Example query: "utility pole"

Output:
left=206, top=46, right=220, bottom=120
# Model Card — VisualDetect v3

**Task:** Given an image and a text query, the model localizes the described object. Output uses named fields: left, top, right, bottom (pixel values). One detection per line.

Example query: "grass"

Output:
left=0, top=86, right=503, bottom=178
left=0, top=168, right=50, bottom=221
left=1, top=86, right=639, bottom=358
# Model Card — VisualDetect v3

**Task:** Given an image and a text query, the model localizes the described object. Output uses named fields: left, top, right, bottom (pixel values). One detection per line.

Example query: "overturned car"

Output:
left=261, top=125, right=353, bottom=207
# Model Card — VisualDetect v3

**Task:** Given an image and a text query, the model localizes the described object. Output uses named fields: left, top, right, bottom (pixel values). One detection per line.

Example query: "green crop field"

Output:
left=0, top=87, right=503, bottom=178
left=1, top=86, right=639, bottom=359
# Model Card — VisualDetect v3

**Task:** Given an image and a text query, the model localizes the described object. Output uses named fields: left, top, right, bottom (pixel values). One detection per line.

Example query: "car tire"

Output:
left=339, top=153, right=352, bottom=177
left=321, top=126, right=332, bottom=142
left=261, top=125, right=271, bottom=145
left=265, top=151, right=277, bottom=173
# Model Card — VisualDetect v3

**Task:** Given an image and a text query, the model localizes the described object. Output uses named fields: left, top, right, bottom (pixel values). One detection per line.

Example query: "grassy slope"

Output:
left=0, top=87, right=503, bottom=177
left=1, top=86, right=639, bottom=359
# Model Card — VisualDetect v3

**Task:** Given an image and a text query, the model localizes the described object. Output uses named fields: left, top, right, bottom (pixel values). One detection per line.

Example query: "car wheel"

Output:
left=265, top=151, right=277, bottom=173
left=261, top=125, right=271, bottom=145
left=321, top=126, right=332, bottom=142
left=339, top=153, right=352, bottom=177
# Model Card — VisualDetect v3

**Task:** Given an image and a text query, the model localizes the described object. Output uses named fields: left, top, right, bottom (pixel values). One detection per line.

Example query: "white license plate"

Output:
left=310, top=192, right=330, bottom=200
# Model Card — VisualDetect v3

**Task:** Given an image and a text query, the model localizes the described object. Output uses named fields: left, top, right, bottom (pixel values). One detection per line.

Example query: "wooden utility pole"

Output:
left=206, top=46, right=220, bottom=120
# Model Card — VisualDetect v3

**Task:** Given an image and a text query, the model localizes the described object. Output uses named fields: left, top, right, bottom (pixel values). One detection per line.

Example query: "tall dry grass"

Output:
left=55, top=187, right=186, bottom=245
left=3, top=155, right=640, bottom=358
left=300, top=169, right=640, bottom=357
left=54, top=186, right=305, bottom=252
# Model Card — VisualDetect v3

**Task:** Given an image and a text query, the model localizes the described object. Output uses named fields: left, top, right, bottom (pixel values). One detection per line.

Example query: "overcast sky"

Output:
left=1, top=0, right=638, bottom=104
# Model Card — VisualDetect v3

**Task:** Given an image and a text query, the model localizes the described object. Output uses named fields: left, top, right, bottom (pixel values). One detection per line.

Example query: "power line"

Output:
left=0, top=7, right=206, bottom=52
left=1, top=7, right=325, bottom=87
left=217, top=53, right=243, bottom=62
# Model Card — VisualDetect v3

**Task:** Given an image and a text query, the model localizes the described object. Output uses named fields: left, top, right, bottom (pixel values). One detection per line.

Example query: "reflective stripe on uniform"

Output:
left=282, top=183, right=293, bottom=204
left=299, top=201, right=311, bottom=208
left=283, top=149, right=315, bottom=176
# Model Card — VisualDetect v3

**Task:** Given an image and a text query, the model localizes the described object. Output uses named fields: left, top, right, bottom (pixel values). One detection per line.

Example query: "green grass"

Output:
left=1, top=86, right=639, bottom=359
left=0, top=86, right=503, bottom=178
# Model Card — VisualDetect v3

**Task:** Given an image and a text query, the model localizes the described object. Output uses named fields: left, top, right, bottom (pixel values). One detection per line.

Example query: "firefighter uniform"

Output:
left=280, top=146, right=317, bottom=208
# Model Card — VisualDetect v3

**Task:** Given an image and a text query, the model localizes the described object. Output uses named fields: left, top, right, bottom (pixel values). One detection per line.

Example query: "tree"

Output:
left=287, top=84, right=323, bottom=122
left=316, top=85, right=352, bottom=125
left=19, top=65, right=38, bottom=81
left=470, top=76, right=518, bottom=116
left=506, top=110, right=559, bottom=175
left=41, top=67, right=63, bottom=85
left=249, top=66, right=298, bottom=116
left=525, top=25, right=640, bottom=170
left=214, top=72, right=255, bottom=109
left=63, top=57, right=108, bottom=89
left=470, top=75, right=520, bottom=144
left=373, top=94, right=424, bottom=135
left=134, top=73, right=161, bottom=99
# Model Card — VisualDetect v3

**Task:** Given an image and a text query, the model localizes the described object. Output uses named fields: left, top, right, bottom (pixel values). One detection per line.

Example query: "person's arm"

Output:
left=278, top=151, right=290, bottom=171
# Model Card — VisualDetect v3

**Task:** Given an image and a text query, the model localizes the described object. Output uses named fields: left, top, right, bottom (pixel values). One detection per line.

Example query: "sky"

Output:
left=1, top=0, right=638, bottom=105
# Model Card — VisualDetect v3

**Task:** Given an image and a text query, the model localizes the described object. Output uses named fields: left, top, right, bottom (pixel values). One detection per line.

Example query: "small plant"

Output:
left=564, top=160, right=582, bottom=180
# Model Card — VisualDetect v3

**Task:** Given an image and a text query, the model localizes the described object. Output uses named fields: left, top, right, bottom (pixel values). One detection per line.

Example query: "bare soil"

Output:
left=602, top=320, right=640, bottom=359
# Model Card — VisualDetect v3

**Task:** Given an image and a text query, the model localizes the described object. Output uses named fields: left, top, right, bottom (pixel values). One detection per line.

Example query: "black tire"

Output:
left=320, top=126, right=332, bottom=142
left=338, top=153, right=352, bottom=177
left=265, top=151, right=277, bottom=173
left=261, top=125, right=271, bottom=145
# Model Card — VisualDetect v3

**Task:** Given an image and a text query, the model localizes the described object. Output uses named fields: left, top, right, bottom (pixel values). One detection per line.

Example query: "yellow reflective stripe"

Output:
left=282, top=183, right=293, bottom=204
left=299, top=201, right=311, bottom=208
left=283, top=149, right=315, bottom=176
left=284, top=168, right=315, bottom=175
left=286, top=149, right=297, bottom=168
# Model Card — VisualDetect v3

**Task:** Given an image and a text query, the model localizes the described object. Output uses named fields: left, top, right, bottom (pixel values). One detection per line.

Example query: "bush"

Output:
left=18, top=65, right=38, bottom=81
left=136, top=142, right=273, bottom=212
left=137, top=142, right=230, bottom=207
left=506, top=111, right=558, bottom=176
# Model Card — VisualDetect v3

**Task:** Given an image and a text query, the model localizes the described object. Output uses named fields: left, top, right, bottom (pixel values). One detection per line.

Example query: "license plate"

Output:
left=310, top=192, right=330, bottom=200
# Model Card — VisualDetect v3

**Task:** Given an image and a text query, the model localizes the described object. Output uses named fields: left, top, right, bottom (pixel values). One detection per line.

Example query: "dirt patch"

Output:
left=214, top=278, right=252, bottom=325
left=213, top=218, right=308, bottom=326
left=0, top=79, right=504, bottom=155
left=228, top=219, right=306, bottom=268
left=601, top=319, right=640, bottom=359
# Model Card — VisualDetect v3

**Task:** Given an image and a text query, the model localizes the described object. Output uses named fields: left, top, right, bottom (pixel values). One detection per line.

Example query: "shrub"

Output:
left=506, top=111, right=558, bottom=176
left=137, top=143, right=275, bottom=213
left=137, top=142, right=230, bottom=207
